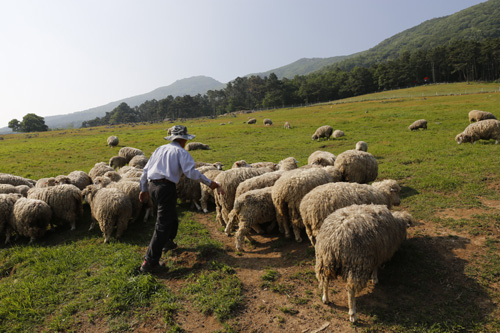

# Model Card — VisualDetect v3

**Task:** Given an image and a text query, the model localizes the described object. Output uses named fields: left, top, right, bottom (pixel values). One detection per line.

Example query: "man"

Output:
left=139, top=125, right=223, bottom=273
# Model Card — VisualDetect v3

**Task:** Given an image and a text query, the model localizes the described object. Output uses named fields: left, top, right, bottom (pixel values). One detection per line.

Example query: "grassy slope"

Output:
left=1, top=82, right=500, bottom=331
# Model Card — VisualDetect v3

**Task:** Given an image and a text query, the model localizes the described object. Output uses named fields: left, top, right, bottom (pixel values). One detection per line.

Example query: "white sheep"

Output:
left=408, top=119, right=428, bottom=131
left=195, top=161, right=224, bottom=170
left=315, top=204, right=413, bottom=322
left=0, top=173, right=35, bottom=188
left=307, top=151, right=336, bottom=167
left=129, top=155, right=149, bottom=168
left=247, top=118, right=257, bottom=124
left=300, top=179, right=401, bottom=245
left=106, top=180, right=152, bottom=223
left=0, top=193, right=22, bottom=242
left=355, top=141, right=368, bottom=152
left=120, top=167, right=144, bottom=179
left=89, top=162, right=115, bottom=181
left=0, top=184, right=30, bottom=197
left=82, top=185, right=133, bottom=243
left=333, top=149, right=378, bottom=184
left=213, top=167, right=272, bottom=227
left=284, top=121, right=291, bottom=129
left=27, top=184, right=83, bottom=231
left=231, top=160, right=252, bottom=168
left=185, top=142, right=211, bottom=151
left=8, top=197, right=52, bottom=244
left=271, top=167, right=341, bottom=241
left=118, top=147, right=145, bottom=163
left=332, top=129, right=345, bottom=138
left=234, top=171, right=283, bottom=201
left=455, top=119, right=500, bottom=144
left=251, top=162, right=278, bottom=170
left=263, top=118, right=273, bottom=126
left=200, top=168, right=224, bottom=213
left=107, top=135, right=119, bottom=147
left=226, top=187, right=277, bottom=251
left=109, top=156, right=127, bottom=170
left=55, top=171, right=92, bottom=190
left=35, top=177, right=56, bottom=188
left=176, top=165, right=217, bottom=211
left=468, top=110, right=497, bottom=123
left=277, top=157, right=299, bottom=171
left=312, top=125, right=333, bottom=141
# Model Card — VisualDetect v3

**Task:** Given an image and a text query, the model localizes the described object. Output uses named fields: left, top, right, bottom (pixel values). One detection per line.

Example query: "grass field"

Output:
left=1, top=82, right=500, bottom=332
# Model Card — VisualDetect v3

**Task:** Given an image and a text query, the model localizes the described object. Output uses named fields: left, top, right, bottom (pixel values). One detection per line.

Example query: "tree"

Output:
left=8, top=119, right=21, bottom=132
left=14, top=113, right=49, bottom=132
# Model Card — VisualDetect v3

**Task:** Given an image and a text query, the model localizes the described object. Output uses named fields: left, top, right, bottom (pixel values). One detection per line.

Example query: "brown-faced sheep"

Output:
left=455, top=119, right=500, bottom=144
left=333, top=149, right=378, bottom=184
left=8, top=197, right=52, bottom=244
left=107, top=135, right=119, bottom=147
left=315, top=204, right=413, bottom=322
left=312, top=125, right=333, bottom=141
left=408, top=119, right=428, bottom=131
left=300, top=179, right=401, bottom=245
left=468, top=110, right=497, bottom=123
left=118, top=147, right=145, bottom=163
left=307, top=151, right=336, bottom=167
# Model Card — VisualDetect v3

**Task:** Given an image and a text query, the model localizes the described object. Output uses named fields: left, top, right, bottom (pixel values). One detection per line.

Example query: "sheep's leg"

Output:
left=193, top=200, right=202, bottom=211
left=70, top=220, right=76, bottom=231
left=225, top=211, right=237, bottom=236
left=321, top=277, right=330, bottom=304
left=88, top=219, right=97, bottom=231
left=251, top=224, right=265, bottom=234
left=142, top=208, right=151, bottom=223
left=348, top=288, right=357, bottom=322
left=200, top=190, right=209, bottom=213
left=292, top=224, right=303, bottom=243
left=371, top=267, right=379, bottom=284
left=235, top=219, right=252, bottom=252
left=215, top=200, right=225, bottom=227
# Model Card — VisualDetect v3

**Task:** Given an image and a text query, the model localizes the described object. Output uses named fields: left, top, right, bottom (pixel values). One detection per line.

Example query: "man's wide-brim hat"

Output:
left=164, top=125, right=196, bottom=141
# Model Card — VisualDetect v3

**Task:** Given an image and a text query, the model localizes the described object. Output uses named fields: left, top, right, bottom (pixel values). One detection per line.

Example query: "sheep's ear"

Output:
left=390, top=188, right=397, bottom=192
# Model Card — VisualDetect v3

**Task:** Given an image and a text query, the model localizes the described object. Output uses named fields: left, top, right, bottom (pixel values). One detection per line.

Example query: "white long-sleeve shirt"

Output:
left=139, top=141, right=212, bottom=192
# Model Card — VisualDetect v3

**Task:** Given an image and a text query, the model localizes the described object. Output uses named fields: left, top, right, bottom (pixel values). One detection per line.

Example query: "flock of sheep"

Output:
left=0, top=108, right=497, bottom=322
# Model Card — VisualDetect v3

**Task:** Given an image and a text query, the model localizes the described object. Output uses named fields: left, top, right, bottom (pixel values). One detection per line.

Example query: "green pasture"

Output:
left=1, top=82, right=500, bottom=331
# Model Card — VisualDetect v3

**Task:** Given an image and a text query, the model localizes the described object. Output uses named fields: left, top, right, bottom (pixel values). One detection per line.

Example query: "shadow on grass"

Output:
left=400, top=185, right=419, bottom=200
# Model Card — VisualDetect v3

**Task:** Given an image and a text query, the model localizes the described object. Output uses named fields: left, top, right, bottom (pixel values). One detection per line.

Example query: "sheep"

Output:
left=455, top=119, right=500, bottom=144
left=107, top=135, right=119, bottom=147
left=234, top=171, right=283, bottom=201
left=333, top=149, right=378, bottom=184
left=200, top=168, right=224, bottom=213
left=7, top=197, right=52, bottom=244
left=251, top=162, right=278, bottom=170
left=226, top=187, right=277, bottom=251
left=118, top=147, right=145, bottom=163
left=468, top=110, right=497, bottom=123
left=82, top=185, right=133, bottom=243
left=300, top=179, right=401, bottom=245
left=35, top=177, right=56, bottom=188
left=312, top=125, right=333, bottom=141
left=89, top=162, right=115, bottom=181
left=103, top=170, right=122, bottom=182
left=271, top=167, right=341, bottom=241
left=185, top=142, right=210, bottom=151
left=315, top=204, right=413, bottom=322
left=247, top=118, right=257, bottom=124
left=355, top=141, right=368, bottom=152
left=120, top=167, right=144, bottom=179
left=55, top=171, right=92, bottom=190
left=0, top=193, right=22, bottom=242
left=332, top=130, right=345, bottom=138
left=0, top=184, right=30, bottom=197
left=93, top=175, right=113, bottom=188
left=308, top=151, right=336, bottom=167
left=129, top=155, right=149, bottom=169
left=27, top=184, right=83, bottom=231
left=284, top=121, right=291, bottom=129
left=232, top=160, right=252, bottom=168
left=213, top=167, right=273, bottom=227
left=263, top=118, right=273, bottom=126
left=176, top=165, right=220, bottom=211
left=277, top=157, right=299, bottom=171
left=195, top=161, right=224, bottom=170
left=107, top=180, right=152, bottom=223
left=0, top=173, right=35, bottom=188
left=408, top=119, right=428, bottom=131
left=109, top=156, right=127, bottom=170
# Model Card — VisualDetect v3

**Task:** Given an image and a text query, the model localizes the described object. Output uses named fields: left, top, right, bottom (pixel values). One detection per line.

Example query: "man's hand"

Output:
left=209, top=181, right=225, bottom=195
left=139, top=191, right=150, bottom=203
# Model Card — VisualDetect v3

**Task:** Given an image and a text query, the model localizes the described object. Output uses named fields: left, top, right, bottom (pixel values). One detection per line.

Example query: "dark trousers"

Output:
left=145, top=181, right=178, bottom=265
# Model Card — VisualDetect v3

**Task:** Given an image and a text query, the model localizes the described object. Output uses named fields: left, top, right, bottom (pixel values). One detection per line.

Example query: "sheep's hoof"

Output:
left=349, top=314, right=357, bottom=323
left=203, top=209, right=208, bottom=213
left=322, top=294, right=329, bottom=304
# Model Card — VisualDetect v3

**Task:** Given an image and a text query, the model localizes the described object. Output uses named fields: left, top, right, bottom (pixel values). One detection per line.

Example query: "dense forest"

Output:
left=81, top=38, right=500, bottom=127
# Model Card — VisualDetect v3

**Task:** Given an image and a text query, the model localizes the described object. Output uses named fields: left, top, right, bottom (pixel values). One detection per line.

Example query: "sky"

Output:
left=0, top=0, right=487, bottom=129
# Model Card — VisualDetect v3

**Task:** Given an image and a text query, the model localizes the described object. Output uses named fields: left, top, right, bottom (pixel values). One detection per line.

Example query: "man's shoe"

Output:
left=140, top=259, right=167, bottom=273
left=162, top=239, right=178, bottom=252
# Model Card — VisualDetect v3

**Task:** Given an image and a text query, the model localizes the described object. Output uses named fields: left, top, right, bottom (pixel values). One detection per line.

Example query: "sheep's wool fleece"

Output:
left=11, top=197, right=52, bottom=240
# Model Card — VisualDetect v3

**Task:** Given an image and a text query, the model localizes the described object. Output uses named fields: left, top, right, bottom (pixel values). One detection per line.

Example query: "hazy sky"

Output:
left=0, top=0, right=486, bottom=128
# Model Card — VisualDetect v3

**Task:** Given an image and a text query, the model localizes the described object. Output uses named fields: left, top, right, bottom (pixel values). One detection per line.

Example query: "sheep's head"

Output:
left=455, top=133, right=471, bottom=144
left=393, top=210, right=414, bottom=228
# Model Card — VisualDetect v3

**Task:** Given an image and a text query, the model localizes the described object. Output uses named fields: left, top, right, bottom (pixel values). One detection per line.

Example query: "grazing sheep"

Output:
left=232, top=160, right=252, bottom=168
left=315, top=204, right=413, bottom=322
left=247, top=118, right=257, bottom=124
left=109, top=156, right=127, bottom=170
left=213, top=167, right=272, bottom=227
left=185, top=142, right=210, bottom=151
left=0, top=173, right=35, bottom=188
left=408, top=119, right=428, bottom=131
left=455, top=119, right=500, bottom=144
left=308, top=151, right=336, bottom=167
left=469, top=110, right=497, bottom=123
left=271, top=167, right=341, bottom=241
left=200, top=168, right=224, bottom=213
left=300, top=180, right=401, bottom=245
left=234, top=171, right=283, bottom=201
left=263, top=118, right=273, bottom=126
left=226, top=187, right=277, bottom=251
left=355, top=141, right=368, bottom=152
left=55, top=171, right=92, bottom=190
left=82, top=185, right=133, bottom=243
left=0, top=193, right=22, bottom=242
left=312, top=125, right=333, bottom=141
left=277, top=157, right=299, bottom=171
left=35, top=177, right=56, bottom=188
left=129, top=155, right=149, bottom=169
left=195, top=161, right=224, bottom=170
left=118, top=147, right=145, bottom=163
left=89, top=162, right=115, bottom=181
left=107, top=135, right=119, bottom=147
left=7, top=197, right=52, bottom=244
left=251, top=162, right=278, bottom=170
left=0, top=184, right=30, bottom=197
left=27, top=184, right=83, bottom=231
left=334, top=149, right=378, bottom=184
left=332, top=130, right=345, bottom=138
left=284, top=121, right=291, bottom=129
